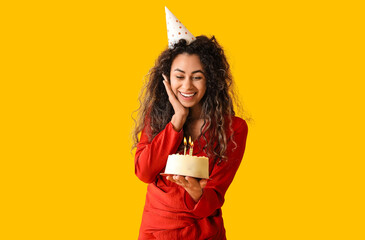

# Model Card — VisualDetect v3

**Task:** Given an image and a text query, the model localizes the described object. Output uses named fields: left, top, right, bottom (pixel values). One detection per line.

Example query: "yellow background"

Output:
left=1, top=0, right=364, bottom=239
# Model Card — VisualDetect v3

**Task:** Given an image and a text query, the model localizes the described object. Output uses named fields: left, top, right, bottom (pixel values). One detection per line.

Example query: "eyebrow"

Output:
left=174, top=68, right=204, bottom=74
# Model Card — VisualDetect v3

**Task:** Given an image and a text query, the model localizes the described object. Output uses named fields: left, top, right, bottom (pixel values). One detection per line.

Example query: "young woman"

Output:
left=133, top=36, right=248, bottom=239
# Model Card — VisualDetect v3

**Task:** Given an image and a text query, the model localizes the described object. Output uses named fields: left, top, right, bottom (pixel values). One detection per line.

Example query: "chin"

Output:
left=179, top=101, right=195, bottom=108
left=181, top=103, right=194, bottom=108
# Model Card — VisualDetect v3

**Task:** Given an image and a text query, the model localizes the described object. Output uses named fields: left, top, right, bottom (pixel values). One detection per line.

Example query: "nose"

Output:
left=181, top=78, right=193, bottom=90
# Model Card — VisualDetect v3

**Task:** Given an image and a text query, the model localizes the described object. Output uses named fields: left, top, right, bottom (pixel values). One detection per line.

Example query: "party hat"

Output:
left=165, top=6, right=196, bottom=49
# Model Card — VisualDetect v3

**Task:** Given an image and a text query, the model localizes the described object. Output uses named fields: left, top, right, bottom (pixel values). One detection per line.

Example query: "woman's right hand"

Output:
left=162, top=74, right=189, bottom=131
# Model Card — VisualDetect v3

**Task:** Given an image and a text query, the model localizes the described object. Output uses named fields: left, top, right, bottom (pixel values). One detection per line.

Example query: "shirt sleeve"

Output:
left=135, top=121, right=184, bottom=183
left=184, top=118, right=248, bottom=218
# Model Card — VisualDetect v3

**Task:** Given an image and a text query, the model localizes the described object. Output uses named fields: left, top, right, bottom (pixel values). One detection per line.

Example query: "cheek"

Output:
left=198, top=82, right=207, bottom=95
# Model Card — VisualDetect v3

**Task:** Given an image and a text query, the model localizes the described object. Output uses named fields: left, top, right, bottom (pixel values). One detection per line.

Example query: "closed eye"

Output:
left=176, top=76, right=184, bottom=79
left=193, top=77, right=203, bottom=80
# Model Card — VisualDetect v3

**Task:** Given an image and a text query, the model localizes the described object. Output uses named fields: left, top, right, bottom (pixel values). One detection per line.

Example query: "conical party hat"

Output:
left=165, top=6, right=196, bottom=49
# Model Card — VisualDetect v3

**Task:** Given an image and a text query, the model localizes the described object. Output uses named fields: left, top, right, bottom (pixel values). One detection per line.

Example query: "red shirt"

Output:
left=135, top=116, right=248, bottom=239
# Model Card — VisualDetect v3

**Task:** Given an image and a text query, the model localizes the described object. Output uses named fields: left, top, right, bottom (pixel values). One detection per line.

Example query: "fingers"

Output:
left=162, top=73, right=168, bottom=82
left=174, top=175, right=189, bottom=187
left=162, top=74, right=179, bottom=104
left=186, top=177, right=207, bottom=189
left=166, top=175, right=189, bottom=187
left=162, top=75, right=189, bottom=127
left=166, top=175, right=208, bottom=189
left=199, top=179, right=208, bottom=189
left=162, top=74, right=173, bottom=97
left=185, top=176, right=198, bottom=185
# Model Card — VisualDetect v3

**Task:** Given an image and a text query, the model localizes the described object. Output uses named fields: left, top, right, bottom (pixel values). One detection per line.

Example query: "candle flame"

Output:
left=184, top=137, right=187, bottom=145
left=189, top=136, right=194, bottom=156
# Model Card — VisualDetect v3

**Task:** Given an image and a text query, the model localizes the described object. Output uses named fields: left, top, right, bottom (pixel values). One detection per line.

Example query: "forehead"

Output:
left=171, top=53, right=203, bottom=72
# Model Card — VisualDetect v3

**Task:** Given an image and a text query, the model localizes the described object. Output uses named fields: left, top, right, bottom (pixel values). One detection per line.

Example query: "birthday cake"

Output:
left=163, top=154, right=209, bottom=179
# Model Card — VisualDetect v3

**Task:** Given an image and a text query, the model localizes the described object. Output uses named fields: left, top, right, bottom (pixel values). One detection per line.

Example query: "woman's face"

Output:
left=169, top=53, right=207, bottom=109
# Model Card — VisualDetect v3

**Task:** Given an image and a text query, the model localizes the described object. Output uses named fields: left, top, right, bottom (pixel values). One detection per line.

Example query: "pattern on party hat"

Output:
left=165, top=6, right=195, bottom=49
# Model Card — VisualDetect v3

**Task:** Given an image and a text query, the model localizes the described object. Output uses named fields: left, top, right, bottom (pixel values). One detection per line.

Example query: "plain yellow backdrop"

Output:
left=1, top=0, right=364, bottom=239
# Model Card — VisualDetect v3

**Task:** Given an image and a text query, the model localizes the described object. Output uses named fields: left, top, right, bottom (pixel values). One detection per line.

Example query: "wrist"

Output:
left=171, top=114, right=187, bottom=132
left=189, top=188, right=203, bottom=203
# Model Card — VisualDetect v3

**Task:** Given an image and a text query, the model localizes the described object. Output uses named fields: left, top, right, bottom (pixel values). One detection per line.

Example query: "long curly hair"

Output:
left=132, top=35, right=242, bottom=164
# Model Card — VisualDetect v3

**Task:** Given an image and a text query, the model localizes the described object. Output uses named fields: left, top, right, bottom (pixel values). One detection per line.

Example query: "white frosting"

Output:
left=164, top=154, right=209, bottom=179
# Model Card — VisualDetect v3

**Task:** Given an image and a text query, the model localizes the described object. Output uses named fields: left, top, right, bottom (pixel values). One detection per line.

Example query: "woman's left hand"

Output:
left=166, top=175, right=208, bottom=202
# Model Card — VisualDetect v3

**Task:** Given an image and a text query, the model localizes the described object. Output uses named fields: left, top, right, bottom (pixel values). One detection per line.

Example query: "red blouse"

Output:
left=135, top=116, right=248, bottom=239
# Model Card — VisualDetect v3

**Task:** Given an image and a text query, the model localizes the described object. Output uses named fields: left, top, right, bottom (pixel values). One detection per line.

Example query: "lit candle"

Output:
left=183, top=137, right=187, bottom=155
left=189, top=136, right=194, bottom=156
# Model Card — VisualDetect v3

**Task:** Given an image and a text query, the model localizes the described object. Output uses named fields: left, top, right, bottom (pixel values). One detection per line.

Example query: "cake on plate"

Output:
left=162, top=154, right=209, bottom=179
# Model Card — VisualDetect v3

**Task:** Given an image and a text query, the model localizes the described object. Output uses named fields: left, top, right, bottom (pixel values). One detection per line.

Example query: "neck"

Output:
left=189, top=104, right=203, bottom=120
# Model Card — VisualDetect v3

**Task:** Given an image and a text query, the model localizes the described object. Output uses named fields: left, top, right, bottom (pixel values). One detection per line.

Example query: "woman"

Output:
left=133, top=35, right=248, bottom=239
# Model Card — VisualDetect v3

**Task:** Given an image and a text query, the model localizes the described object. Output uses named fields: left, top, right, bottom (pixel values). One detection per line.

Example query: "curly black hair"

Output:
left=132, top=35, right=242, bottom=163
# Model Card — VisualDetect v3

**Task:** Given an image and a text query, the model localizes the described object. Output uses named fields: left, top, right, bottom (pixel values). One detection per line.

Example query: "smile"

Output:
left=179, top=92, right=196, bottom=98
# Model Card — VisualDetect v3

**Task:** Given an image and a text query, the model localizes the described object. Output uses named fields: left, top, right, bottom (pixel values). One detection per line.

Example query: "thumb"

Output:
left=200, top=179, right=208, bottom=189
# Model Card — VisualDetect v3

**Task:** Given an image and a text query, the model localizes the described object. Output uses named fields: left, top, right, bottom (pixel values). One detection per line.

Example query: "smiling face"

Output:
left=169, top=53, right=207, bottom=109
